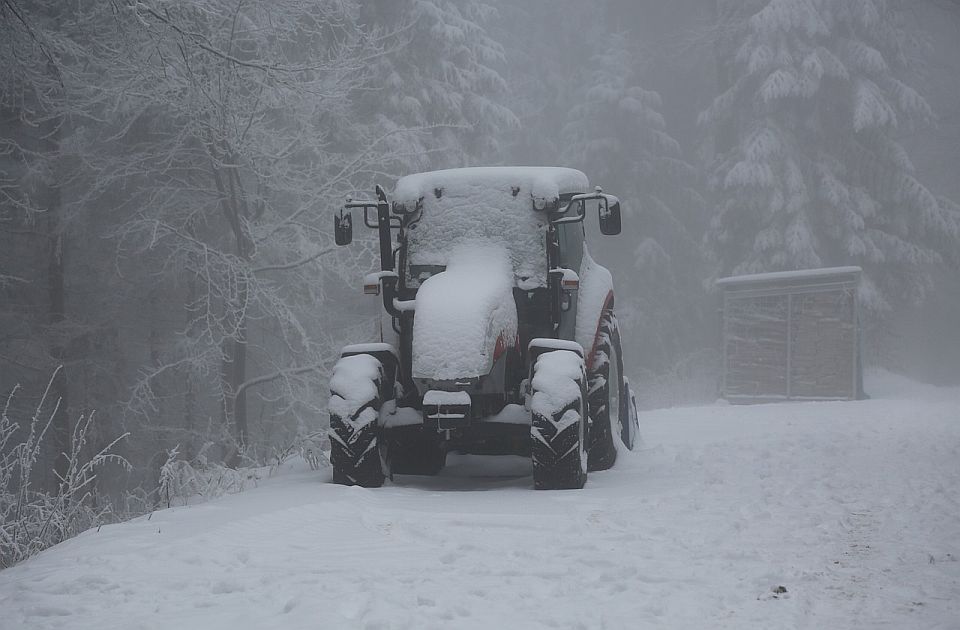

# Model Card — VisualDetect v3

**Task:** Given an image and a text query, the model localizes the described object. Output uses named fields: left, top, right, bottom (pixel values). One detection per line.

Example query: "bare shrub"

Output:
left=0, top=370, right=129, bottom=569
left=269, top=430, right=329, bottom=473
left=153, top=428, right=329, bottom=509
left=157, top=443, right=264, bottom=509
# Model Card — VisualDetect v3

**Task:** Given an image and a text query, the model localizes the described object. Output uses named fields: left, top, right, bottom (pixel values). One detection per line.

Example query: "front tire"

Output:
left=329, top=354, right=386, bottom=487
left=530, top=349, right=588, bottom=490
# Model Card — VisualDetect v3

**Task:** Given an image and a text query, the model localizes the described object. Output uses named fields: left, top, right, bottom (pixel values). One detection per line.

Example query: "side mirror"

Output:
left=599, top=198, right=621, bottom=235
left=334, top=209, right=353, bottom=246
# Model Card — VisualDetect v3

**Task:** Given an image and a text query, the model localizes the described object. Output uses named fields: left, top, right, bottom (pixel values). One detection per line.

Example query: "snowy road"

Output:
left=1, top=373, right=959, bottom=629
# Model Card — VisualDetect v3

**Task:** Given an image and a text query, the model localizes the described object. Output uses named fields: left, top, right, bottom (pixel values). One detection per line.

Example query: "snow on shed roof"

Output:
left=394, top=167, right=589, bottom=209
left=716, top=266, right=862, bottom=288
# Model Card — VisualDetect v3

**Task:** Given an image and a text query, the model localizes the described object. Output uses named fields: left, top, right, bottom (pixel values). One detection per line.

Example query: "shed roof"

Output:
left=716, top=266, right=862, bottom=289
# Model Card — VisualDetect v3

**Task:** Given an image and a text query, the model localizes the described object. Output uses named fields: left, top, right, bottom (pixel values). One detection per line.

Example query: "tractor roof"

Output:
left=394, top=167, right=590, bottom=211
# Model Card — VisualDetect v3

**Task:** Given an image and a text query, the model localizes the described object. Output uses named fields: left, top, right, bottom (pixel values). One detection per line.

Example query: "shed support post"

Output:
left=786, top=293, right=792, bottom=400
left=851, top=288, right=858, bottom=400
left=721, top=292, right=728, bottom=398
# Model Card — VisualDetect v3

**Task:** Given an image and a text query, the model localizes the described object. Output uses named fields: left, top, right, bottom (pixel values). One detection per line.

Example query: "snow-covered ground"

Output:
left=1, top=371, right=958, bottom=630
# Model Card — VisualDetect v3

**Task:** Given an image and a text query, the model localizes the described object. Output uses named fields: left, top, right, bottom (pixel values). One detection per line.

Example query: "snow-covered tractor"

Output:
left=330, top=167, right=639, bottom=489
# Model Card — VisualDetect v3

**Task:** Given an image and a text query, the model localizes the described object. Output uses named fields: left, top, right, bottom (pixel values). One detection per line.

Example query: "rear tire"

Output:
left=530, top=350, right=587, bottom=490
left=329, top=354, right=386, bottom=487
left=587, top=312, right=621, bottom=471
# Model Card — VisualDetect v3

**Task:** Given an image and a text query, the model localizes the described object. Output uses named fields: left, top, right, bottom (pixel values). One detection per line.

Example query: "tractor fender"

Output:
left=583, top=293, right=615, bottom=372
left=341, top=342, right=399, bottom=400
left=575, top=245, right=615, bottom=372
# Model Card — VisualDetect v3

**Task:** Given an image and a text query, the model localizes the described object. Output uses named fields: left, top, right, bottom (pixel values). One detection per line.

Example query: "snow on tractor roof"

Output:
left=397, top=167, right=589, bottom=290
left=394, top=167, right=590, bottom=209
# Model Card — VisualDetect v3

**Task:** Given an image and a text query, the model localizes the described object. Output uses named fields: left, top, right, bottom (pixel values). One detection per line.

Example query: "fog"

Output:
left=1, top=0, right=958, bottom=509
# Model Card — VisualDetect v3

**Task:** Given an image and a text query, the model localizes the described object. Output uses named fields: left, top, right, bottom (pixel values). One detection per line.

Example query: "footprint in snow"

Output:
left=758, top=585, right=789, bottom=601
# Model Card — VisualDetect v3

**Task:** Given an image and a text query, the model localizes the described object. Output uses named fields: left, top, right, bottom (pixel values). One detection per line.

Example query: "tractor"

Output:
left=330, top=167, right=638, bottom=489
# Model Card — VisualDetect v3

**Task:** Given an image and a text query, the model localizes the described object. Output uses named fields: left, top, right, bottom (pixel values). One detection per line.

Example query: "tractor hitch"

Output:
left=422, top=390, right=472, bottom=432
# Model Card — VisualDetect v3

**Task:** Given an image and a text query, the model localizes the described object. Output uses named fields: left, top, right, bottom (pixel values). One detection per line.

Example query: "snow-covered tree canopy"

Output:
left=702, top=0, right=960, bottom=313
left=357, top=0, right=518, bottom=169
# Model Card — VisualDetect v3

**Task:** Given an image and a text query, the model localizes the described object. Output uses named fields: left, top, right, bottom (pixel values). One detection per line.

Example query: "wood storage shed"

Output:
left=717, top=267, right=863, bottom=403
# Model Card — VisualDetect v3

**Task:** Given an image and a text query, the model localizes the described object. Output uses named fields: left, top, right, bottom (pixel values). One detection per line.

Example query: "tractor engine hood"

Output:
left=411, top=244, right=518, bottom=381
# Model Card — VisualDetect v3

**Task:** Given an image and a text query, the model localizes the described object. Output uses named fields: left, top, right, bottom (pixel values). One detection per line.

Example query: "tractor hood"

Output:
left=411, top=243, right=518, bottom=381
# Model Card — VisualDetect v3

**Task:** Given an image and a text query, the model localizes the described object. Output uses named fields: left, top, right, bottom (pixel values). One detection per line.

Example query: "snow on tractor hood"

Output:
left=412, top=243, right=518, bottom=381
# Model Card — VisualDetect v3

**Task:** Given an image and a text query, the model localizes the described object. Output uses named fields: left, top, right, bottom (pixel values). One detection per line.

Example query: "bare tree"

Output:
left=81, top=1, right=404, bottom=460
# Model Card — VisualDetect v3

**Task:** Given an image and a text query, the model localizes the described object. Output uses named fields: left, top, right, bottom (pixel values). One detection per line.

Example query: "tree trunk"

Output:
left=42, top=104, right=69, bottom=490
left=711, top=0, right=737, bottom=156
left=183, top=274, right=197, bottom=460
left=230, top=278, right=249, bottom=453
left=212, top=161, right=252, bottom=460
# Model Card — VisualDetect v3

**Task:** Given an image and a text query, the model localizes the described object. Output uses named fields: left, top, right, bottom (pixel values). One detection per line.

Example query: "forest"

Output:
left=1, top=0, right=959, bottom=566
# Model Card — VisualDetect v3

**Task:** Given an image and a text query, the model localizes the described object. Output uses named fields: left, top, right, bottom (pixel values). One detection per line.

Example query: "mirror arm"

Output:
left=345, top=199, right=377, bottom=210
left=360, top=209, right=402, bottom=230
left=551, top=210, right=586, bottom=225
left=343, top=190, right=394, bottom=272
left=549, top=189, right=610, bottom=225
left=376, top=199, right=393, bottom=273
left=381, top=276, right=407, bottom=317
left=363, top=206, right=378, bottom=228
left=550, top=199, right=587, bottom=225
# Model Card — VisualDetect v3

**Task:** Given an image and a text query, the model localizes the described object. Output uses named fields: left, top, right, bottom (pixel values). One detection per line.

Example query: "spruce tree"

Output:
left=562, top=31, right=706, bottom=371
left=702, top=0, right=960, bottom=314
left=358, top=0, right=518, bottom=169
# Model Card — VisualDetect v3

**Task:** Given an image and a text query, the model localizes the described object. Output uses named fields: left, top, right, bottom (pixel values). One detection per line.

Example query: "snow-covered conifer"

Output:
left=702, top=0, right=960, bottom=314
left=562, top=31, right=705, bottom=370
left=358, top=0, right=518, bottom=168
